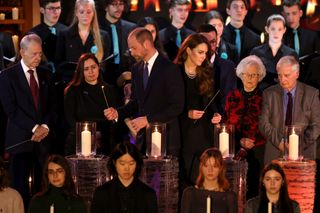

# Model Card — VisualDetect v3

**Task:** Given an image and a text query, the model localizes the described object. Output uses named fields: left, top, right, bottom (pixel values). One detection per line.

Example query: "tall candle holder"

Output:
left=146, top=122, right=166, bottom=158
left=284, top=125, right=304, bottom=161
left=76, top=122, right=96, bottom=157
left=214, top=124, right=235, bottom=159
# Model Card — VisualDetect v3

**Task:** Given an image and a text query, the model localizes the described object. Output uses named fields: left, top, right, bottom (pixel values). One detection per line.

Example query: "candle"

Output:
left=289, top=131, right=299, bottom=160
left=50, top=204, right=54, bottom=213
left=81, top=125, right=91, bottom=156
left=151, top=130, right=161, bottom=157
left=268, top=202, right=272, bottom=213
left=219, top=127, right=229, bottom=158
left=0, top=13, right=5, bottom=20
left=28, top=175, right=32, bottom=195
left=207, top=0, right=218, bottom=9
left=12, top=35, right=19, bottom=54
left=12, top=7, right=19, bottom=20
left=206, top=195, right=211, bottom=213
left=260, top=32, right=265, bottom=43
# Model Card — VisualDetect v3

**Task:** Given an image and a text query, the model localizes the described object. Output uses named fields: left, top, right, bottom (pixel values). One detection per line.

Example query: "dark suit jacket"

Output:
left=222, top=24, right=261, bottom=60
left=118, top=53, right=184, bottom=155
left=0, top=62, right=57, bottom=154
left=217, top=38, right=239, bottom=64
left=259, top=82, right=320, bottom=164
left=0, top=32, right=15, bottom=58
left=0, top=43, right=4, bottom=70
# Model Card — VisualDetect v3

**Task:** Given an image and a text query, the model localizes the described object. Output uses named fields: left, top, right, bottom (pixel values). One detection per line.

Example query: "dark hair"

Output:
left=105, top=0, right=127, bottom=6
left=282, top=0, right=301, bottom=9
left=0, top=157, right=10, bottom=190
left=169, top=0, right=190, bottom=8
left=226, top=0, right=249, bottom=10
left=64, top=53, right=103, bottom=94
left=39, top=155, right=78, bottom=199
left=40, top=0, right=61, bottom=8
left=137, top=17, right=165, bottom=54
left=174, top=33, right=213, bottom=97
left=196, top=148, right=229, bottom=191
left=197, top=24, right=217, bottom=35
left=204, top=10, right=224, bottom=25
left=258, top=163, right=294, bottom=213
left=107, top=142, right=143, bottom=178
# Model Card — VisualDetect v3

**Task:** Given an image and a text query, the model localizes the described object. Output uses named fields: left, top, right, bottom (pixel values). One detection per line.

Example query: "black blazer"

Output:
left=217, top=38, right=239, bottom=64
left=118, top=53, right=184, bottom=155
left=0, top=62, right=57, bottom=154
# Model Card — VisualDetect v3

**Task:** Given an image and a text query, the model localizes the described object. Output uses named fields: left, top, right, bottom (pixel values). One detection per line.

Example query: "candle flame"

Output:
left=29, top=176, right=32, bottom=182
left=225, top=16, right=231, bottom=25
left=275, top=0, right=281, bottom=6
left=130, top=0, right=138, bottom=11
left=306, top=0, right=317, bottom=17
left=195, top=0, right=204, bottom=9
left=260, top=32, right=265, bottom=43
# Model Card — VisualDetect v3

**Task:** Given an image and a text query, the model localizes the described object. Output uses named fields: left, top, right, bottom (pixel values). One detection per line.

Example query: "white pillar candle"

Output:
left=289, top=132, right=299, bottom=160
left=151, top=130, right=161, bottom=157
left=260, top=32, right=265, bottom=43
left=50, top=204, right=54, bottom=213
left=219, top=127, right=229, bottom=158
left=81, top=125, right=91, bottom=156
left=12, top=35, right=19, bottom=54
left=206, top=195, right=211, bottom=213
left=268, top=202, right=272, bottom=213
left=0, top=13, right=5, bottom=20
left=12, top=7, right=19, bottom=20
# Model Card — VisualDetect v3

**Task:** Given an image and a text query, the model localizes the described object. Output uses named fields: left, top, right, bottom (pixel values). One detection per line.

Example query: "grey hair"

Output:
left=276, top=55, right=299, bottom=73
left=20, top=33, right=42, bottom=50
left=236, top=55, right=266, bottom=82
left=266, top=14, right=286, bottom=27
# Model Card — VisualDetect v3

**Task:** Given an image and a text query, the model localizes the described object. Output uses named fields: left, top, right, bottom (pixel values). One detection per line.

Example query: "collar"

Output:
left=283, top=84, right=297, bottom=97
left=145, top=50, right=159, bottom=71
left=21, top=59, right=35, bottom=74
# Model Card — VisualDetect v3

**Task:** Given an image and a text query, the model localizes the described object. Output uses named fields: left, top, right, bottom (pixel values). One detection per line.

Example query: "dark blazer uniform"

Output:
left=217, top=38, right=239, bottom=64
left=222, top=24, right=261, bottom=61
left=159, top=25, right=194, bottom=61
left=0, top=62, right=57, bottom=207
left=117, top=53, right=184, bottom=156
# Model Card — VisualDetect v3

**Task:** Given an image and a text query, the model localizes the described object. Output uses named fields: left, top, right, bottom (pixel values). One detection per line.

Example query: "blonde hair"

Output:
left=73, top=0, right=104, bottom=61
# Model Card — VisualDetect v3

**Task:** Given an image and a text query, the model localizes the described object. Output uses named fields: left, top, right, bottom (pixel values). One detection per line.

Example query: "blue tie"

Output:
left=176, top=30, right=182, bottom=47
left=293, top=29, right=300, bottom=56
left=234, top=29, right=241, bottom=55
left=143, top=62, right=149, bottom=90
left=49, top=27, right=56, bottom=35
left=110, top=24, right=120, bottom=64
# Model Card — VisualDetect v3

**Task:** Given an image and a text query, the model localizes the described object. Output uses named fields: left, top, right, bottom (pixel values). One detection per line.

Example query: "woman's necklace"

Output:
left=185, top=70, right=197, bottom=79
left=203, top=183, right=220, bottom=191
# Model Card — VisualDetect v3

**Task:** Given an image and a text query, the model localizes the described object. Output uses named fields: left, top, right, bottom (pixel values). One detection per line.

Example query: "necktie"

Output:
left=49, top=27, right=56, bottom=35
left=293, top=29, right=300, bottom=56
left=110, top=24, right=120, bottom=64
left=285, top=92, right=293, bottom=126
left=28, top=70, right=39, bottom=109
left=176, top=29, right=182, bottom=47
left=143, top=62, right=149, bottom=90
left=234, top=29, right=241, bottom=55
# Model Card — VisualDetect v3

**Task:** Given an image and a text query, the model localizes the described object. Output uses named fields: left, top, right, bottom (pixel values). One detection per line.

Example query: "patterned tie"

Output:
left=293, top=29, right=300, bottom=56
left=234, top=29, right=241, bottom=55
left=143, top=62, right=149, bottom=90
left=28, top=70, right=39, bottom=109
left=285, top=92, right=293, bottom=126
left=110, top=24, right=120, bottom=64
left=176, top=29, right=182, bottom=47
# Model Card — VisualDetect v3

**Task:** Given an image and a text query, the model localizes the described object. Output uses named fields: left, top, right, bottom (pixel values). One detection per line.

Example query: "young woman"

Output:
left=181, top=148, right=237, bottom=213
left=28, top=155, right=86, bottom=213
left=245, top=163, right=300, bottom=213
left=91, top=142, right=158, bottom=213
left=174, top=34, right=221, bottom=185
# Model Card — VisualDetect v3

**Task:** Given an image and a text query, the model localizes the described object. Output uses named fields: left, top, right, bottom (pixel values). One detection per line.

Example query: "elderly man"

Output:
left=105, top=28, right=184, bottom=156
left=259, top=55, right=320, bottom=164
left=0, top=34, right=56, bottom=208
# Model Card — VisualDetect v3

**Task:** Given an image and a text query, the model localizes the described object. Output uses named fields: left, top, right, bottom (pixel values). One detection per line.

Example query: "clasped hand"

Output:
left=31, top=126, right=49, bottom=142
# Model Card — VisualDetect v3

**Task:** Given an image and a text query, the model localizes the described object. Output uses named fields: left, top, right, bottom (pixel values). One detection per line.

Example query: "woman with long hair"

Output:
left=181, top=148, right=237, bottom=213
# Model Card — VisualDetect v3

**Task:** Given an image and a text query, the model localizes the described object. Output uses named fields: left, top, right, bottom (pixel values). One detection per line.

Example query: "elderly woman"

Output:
left=224, top=55, right=266, bottom=199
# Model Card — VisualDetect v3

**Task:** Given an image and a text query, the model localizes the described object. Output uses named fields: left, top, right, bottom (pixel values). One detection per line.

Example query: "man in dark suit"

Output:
left=259, top=55, right=320, bottom=164
left=105, top=28, right=184, bottom=156
left=0, top=34, right=57, bottom=208
left=159, top=0, right=194, bottom=61
left=222, top=0, right=260, bottom=61
left=99, top=0, right=136, bottom=85
left=198, top=24, right=237, bottom=115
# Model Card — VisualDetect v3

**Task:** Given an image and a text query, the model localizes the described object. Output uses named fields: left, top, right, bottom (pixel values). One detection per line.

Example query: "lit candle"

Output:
left=81, top=124, right=91, bottom=156
left=151, top=129, right=161, bottom=157
left=206, top=195, right=211, bottom=213
left=225, top=16, right=231, bottom=26
left=28, top=175, right=32, bottom=195
left=275, top=0, right=281, bottom=6
left=12, top=35, right=19, bottom=54
left=219, top=126, right=229, bottom=158
left=0, top=13, right=5, bottom=20
left=50, top=204, right=54, bottom=213
left=268, top=202, right=272, bottom=213
left=289, top=130, right=299, bottom=160
left=12, top=7, right=19, bottom=20
left=207, top=0, right=218, bottom=9
left=260, top=32, right=265, bottom=43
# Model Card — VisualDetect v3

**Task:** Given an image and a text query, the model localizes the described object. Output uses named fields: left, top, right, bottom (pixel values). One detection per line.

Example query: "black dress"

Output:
left=64, top=82, right=121, bottom=155
left=179, top=66, right=217, bottom=184
left=181, top=186, right=237, bottom=213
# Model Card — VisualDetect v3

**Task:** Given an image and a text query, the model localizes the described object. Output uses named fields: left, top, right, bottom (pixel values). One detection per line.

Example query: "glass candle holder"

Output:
left=284, top=125, right=304, bottom=161
left=146, top=122, right=166, bottom=158
left=214, top=124, right=235, bottom=159
left=76, top=122, right=96, bottom=157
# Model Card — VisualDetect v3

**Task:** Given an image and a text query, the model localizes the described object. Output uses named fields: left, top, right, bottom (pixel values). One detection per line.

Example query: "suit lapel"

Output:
left=16, top=63, right=36, bottom=109
left=143, top=55, right=161, bottom=100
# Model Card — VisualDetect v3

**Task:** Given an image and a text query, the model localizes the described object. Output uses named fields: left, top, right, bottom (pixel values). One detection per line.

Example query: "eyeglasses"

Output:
left=110, top=2, right=125, bottom=7
left=48, top=168, right=65, bottom=176
left=45, top=7, right=62, bottom=12
left=241, top=73, right=259, bottom=79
